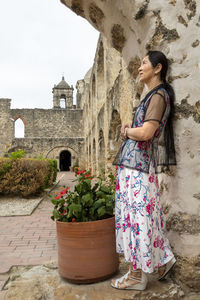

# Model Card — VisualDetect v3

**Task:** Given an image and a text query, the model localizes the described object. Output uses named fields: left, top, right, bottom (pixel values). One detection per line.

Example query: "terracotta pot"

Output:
left=56, top=216, right=119, bottom=283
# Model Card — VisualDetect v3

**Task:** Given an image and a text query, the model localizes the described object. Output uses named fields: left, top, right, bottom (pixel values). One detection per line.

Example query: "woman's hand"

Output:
left=121, top=123, right=131, bottom=140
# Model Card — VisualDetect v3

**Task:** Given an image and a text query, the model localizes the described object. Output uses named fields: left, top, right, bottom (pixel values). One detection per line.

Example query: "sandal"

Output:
left=111, top=269, right=148, bottom=290
left=158, top=257, right=176, bottom=281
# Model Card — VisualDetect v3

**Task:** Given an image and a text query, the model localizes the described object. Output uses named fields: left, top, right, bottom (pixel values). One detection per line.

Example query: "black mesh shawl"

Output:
left=113, top=83, right=176, bottom=173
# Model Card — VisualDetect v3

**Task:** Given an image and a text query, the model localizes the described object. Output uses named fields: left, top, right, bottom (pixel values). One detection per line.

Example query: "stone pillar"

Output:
left=53, top=88, right=60, bottom=108
left=0, top=98, right=13, bottom=156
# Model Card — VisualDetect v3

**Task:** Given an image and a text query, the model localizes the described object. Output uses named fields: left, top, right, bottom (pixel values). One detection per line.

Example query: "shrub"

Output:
left=0, top=157, right=57, bottom=197
left=10, top=150, right=26, bottom=159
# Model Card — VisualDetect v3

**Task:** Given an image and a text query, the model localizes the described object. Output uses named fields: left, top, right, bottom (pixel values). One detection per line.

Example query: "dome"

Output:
left=55, top=76, right=71, bottom=89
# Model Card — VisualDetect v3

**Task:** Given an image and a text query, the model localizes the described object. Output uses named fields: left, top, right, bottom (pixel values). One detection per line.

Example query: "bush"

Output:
left=0, top=157, right=57, bottom=197
left=43, top=159, right=57, bottom=189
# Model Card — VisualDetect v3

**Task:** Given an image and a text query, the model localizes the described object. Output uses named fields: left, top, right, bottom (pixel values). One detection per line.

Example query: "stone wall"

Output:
left=10, top=108, right=83, bottom=138
left=61, top=0, right=200, bottom=291
left=0, top=102, right=84, bottom=170
left=77, top=36, right=135, bottom=174
left=0, top=99, right=13, bottom=154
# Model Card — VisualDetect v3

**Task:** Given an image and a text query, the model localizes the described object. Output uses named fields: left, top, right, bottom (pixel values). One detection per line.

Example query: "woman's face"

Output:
left=138, top=55, right=155, bottom=83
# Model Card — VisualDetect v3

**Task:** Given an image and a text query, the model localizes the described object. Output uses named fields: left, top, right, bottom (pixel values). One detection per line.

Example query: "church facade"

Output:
left=0, top=77, right=84, bottom=171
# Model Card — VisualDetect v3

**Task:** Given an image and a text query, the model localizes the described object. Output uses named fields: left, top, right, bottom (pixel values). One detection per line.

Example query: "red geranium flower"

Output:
left=60, top=187, right=70, bottom=195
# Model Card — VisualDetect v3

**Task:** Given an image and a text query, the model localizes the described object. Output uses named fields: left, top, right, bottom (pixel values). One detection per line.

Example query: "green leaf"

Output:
left=100, top=186, right=110, bottom=194
left=57, top=199, right=65, bottom=205
left=68, top=203, right=82, bottom=218
left=106, top=201, right=113, bottom=208
left=89, top=207, right=95, bottom=216
left=108, top=174, right=115, bottom=181
left=97, top=206, right=106, bottom=217
left=75, top=184, right=82, bottom=195
left=51, top=199, right=58, bottom=205
left=82, top=193, right=93, bottom=207
left=96, top=191, right=106, bottom=199
left=84, top=179, right=92, bottom=187
left=97, top=178, right=102, bottom=186
left=93, top=198, right=106, bottom=210
left=53, top=209, right=60, bottom=219
left=67, top=210, right=73, bottom=218
left=105, top=208, right=114, bottom=216
left=106, top=194, right=114, bottom=201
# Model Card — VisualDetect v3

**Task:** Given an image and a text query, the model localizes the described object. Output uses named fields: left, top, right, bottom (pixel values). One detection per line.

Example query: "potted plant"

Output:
left=51, top=169, right=119, bottom=283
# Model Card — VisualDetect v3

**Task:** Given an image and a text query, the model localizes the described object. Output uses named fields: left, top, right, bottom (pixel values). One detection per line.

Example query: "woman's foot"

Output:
left=158, top=257, right=176, bottom=280
left=111, top=268, right=148, bottom=290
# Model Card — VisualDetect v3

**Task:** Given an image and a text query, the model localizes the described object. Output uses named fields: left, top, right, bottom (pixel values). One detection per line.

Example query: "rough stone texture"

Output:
left=178, top=15, right=188, bottom=27
left=146, top=11, right=180, bottom=50
left=88, top=2, right=104, bottom=31
left=2, top=262, right=188, bottom=300
left=172, top=255, right=200, bottom=293
left=175, top=98, right=200, bottom=123
left=111, top=24, right=127, bottom=52
left=127, top=56, right=141, bottom=79
left=166, top=212, right=200, bottom=234
left=71, top=0, right=85, bottom=17
left=60, top=0, right=200, bottom=291
left=135, top=0, right=150, bottom=20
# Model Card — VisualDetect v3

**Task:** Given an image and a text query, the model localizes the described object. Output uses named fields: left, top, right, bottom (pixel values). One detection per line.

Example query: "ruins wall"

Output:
left=61, top=0, right=200, bottom=291
left=0, top=103, right=84, bottom=168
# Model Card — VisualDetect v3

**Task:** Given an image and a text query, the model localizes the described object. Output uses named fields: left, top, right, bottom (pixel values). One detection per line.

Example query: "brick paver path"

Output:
left=0, top=172, right=76, bottom=290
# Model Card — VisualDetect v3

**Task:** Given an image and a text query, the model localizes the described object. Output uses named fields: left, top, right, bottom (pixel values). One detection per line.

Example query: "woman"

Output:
left=111, top=51, right=176, bottom=290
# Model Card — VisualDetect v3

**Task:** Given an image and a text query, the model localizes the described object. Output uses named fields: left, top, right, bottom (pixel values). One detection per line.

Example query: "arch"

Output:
left=14, top=118, right=25, bottom=138
left=92, top=74, right=96, bottom=97
left=89, top=144, right=91, bottom=156
left=97, top=40, right=105, bottom=106
left=59, top=150, right=71, bottom=171
left=45, top=146, right=78, bottom=171
left=108, top=110, right=122, bottom=161
left=14, top=115, right=27, bottom=125
left=89, top=91, right=91, bottom=109
left=98, top=128, right=105, bottom=172
left=93, top=138, right=96, bottom=174
left=60, top=94, right=66, bottom=108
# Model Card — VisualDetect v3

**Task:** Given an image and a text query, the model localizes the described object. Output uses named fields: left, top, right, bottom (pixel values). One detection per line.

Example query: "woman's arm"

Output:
left=125, top=121, right=159, bottom=141
left=123, top=92, right=166, bottom=141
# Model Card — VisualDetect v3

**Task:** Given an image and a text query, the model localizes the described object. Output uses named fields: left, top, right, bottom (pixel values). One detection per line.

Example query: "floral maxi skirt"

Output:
left=115, top=165, right=175, bottom=273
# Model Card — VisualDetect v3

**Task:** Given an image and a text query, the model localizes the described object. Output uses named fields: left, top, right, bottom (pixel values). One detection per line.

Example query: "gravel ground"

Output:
left=0, top=196, right=43, bottom=216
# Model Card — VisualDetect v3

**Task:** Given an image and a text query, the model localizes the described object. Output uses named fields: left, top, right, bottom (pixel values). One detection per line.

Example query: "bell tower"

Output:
left=52, top=76, right=74, bottom=109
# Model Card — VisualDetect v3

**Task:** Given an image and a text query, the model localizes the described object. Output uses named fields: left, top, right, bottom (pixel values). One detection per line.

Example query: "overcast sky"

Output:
left=0, top=0, right=99, bottom=109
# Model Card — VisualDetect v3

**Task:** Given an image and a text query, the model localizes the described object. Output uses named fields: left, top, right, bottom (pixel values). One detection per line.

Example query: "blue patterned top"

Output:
left=114, top=84, right=171, bottom=173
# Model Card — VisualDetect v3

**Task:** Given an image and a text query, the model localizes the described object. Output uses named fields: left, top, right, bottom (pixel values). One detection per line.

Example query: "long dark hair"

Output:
left=147, top=50, right=176, bottom=165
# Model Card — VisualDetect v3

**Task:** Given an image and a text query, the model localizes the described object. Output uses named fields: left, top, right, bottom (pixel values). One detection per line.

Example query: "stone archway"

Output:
left=45, top=146, right=78, bottom=169
left=92, top=138, right=96, bottom=174
left=59, top=150, right=71, bottom=171
left=98, top=129, right=105, bottom=172
left=108, top=110, right=121, bottom=162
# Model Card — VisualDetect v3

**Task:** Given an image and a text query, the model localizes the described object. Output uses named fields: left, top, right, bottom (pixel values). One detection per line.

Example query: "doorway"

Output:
left=59, top=150, right=71, bottom=171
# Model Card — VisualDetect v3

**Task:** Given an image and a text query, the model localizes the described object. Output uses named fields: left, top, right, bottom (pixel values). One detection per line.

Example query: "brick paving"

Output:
left=0, top=171, right=76, bottom=291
